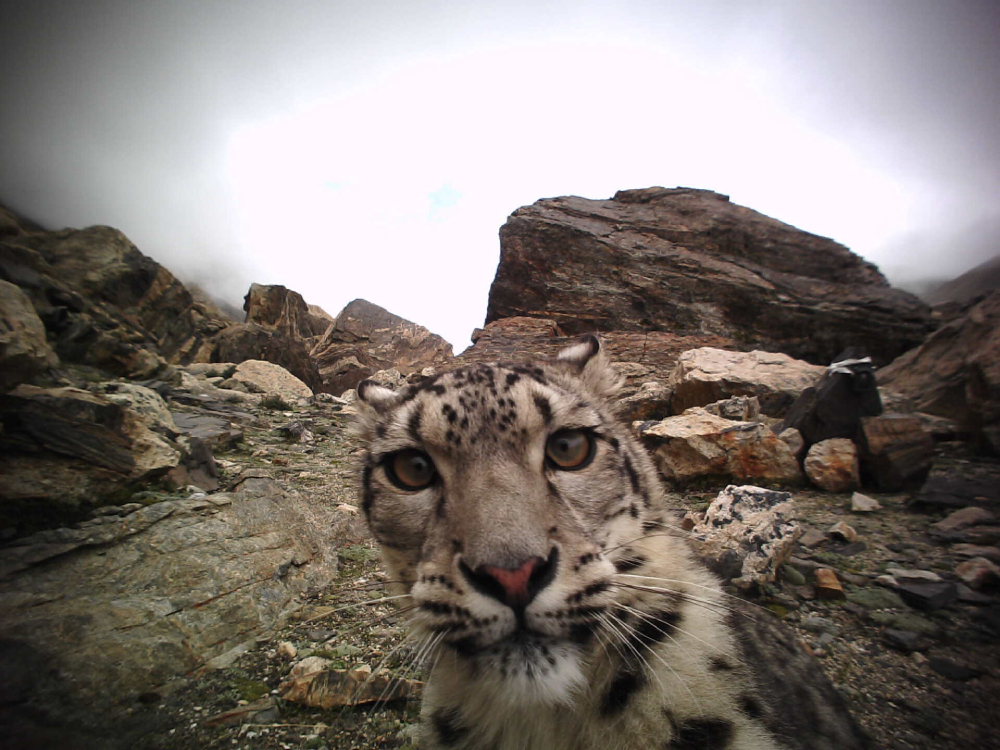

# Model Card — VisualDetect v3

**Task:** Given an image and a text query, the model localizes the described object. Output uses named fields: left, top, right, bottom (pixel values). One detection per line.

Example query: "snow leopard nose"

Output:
left=459, top=548, right=559, bottom=610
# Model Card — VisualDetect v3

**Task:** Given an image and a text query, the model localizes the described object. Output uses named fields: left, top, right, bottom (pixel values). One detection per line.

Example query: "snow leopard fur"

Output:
left=355, top=335, right=869, bottom=750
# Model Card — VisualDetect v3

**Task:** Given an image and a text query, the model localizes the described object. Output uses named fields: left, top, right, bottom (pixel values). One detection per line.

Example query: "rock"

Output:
left=814, top=568, right=846, bottom=600
left=851, top=492, right=882, bottom=512
left=877, top=290, right=1000, bottom=453
left=94, top=382, right=178, bottom=432
left=897, top=582, right=960, bottom=611
left=951, top=544, right=1000, bottom=563
left=210, top=323, right=323, bottom=391
left=872, top=611, right=941, bottom=635
left=670, top=348, right=823, bottom=416
left=310, top=298, right=453, bottom=395
left=617, top=381, right=673, bottom=422
left=486, top=187, right=931, bottom=364
left=171, top=411, right=244, bottom=450
left=778, top=428, right=805, bottom=459
left=926, top=657, right=981, bottom=681
left=278, top=641, right=298, bottom=660
left=911, top=471, right=1000, bottom=511
left=846, top=587, right=906, bottom=610
left=778, top=357, right=883, bottom=452
left=932, top=506, right=995, bottom=533
left=0, top=385, right=184, bottom=533
left=828, top=521, right=858, bottom=543
left=882, top=629, right=927, bottom=653
left=0, top=225, right=232, bottom=374
left=243, top=283, right=333, bottom=344
left=857, top=415, right=934, bottom=490
left=204, top=696, right=280, bottom=727
left=636, top=408, right=802, bottom=487
left=798, top=528, right=828, bottom=549
left=232, top=360, right=313, bottom=401
left=368, top=368, right=406, bottom=390
left=885, top=568, right=943, bottom=585
left=689, top=485, right=801, bottom=589
left=279, top=663, right=421, bottom=707
left=804, top=438, right=860, bottom=492
left=0, top=279, right=58, bottom=392
left=703, top=394, right=761, bottom=422
left=954, top=557, right=1000, bottom=589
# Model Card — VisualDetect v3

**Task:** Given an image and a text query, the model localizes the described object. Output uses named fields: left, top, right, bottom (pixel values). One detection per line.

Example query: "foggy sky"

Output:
left=2, top=0, right=998, bottom=347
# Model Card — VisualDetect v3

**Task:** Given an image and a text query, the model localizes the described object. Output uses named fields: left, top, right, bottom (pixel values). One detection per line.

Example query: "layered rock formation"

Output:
left=311, top=298, right=454, bottom=394
left=486, top=187, right=932, bottom=366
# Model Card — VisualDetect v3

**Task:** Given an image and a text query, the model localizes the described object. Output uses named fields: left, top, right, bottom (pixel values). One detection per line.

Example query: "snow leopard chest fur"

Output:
left=354, top=336, right=869, bottom=750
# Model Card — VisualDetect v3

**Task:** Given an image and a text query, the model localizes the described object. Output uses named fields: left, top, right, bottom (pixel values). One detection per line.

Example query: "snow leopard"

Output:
left=355, top=335, right=870, bottom=750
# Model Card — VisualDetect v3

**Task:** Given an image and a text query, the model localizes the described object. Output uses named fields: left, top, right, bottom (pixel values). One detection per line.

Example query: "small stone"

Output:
left=875, top=574, right=899, bottom=588
left=871, top=611, right=941, bottom=635
left=835, top=542, right=868, bottom=557
left=886, top=567, right=943, bottom=585
left=954, top=557, right=1000, bottom=590
left=828, top=521, right=858, bottom=543
left=897, top=582, right=959, bottom=611
left=932, top=506, right=995, bottom=533
left=882, top=629, right=925, bottom=653
left=798, top=528, right=828, bottom=549
left=804, top=438, right=860, bottom=492
left=336, top=503, right=359, bottom=515
left=846, top=587, right=906, bottom=611
left=951, top=544, right=1000, bottom=562
left=851, top=492, right=881, bottom=513
left=778, top=428, right=805, bottom=459
left=814, top=568, right=846, bottom=600
left=956, top=583, right=993, bottom=605
left=277, top=641, right=297, bottom=660
left=782, top=564, right=806, bottom=586
left=927, top=657, right=981, bottom=681
left=802, top=615, right=840, bottom=635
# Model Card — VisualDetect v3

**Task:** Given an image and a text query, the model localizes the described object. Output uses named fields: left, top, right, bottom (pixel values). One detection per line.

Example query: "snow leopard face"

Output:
left=355, top=336, right=663, bottom=704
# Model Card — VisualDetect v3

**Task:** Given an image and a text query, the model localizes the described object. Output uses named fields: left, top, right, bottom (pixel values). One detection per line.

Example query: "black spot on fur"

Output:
left=669, top=718, right=733, bottom=749
left=708, top=656, right=734, bottom=671
left=436, top=495, right=447, bottom=518
left=361, top=465, right=374, bottom=519
left=614, top=554, right=647, bottom=573
left=623, top=454, right=641, bottom=494
left=431, top=707, right=468, bottom=746
left=505, top=372, right=520, bottom=387
left=534, top=396, right=553, bottom=424
left=408, top=408, right=423, bottom=441
left=608, top=435, right=620, bottom=450
left=740, top=694, right=764, bottom=718
left=630, top=609, right=681, bottom=652
left=375, top=425, right=387, bottom=438
left=601, top=670, right=644, bottom=716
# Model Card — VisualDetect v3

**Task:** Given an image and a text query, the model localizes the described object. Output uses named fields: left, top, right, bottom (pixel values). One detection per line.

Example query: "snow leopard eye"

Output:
left=385, top=449, right=437, bottom=490
left=545, top=429, right=596, bottom=470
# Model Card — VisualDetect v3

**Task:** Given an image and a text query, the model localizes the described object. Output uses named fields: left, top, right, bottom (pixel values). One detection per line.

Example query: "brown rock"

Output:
left=311, top=299, right=453, bottom=395
left=814, top=568, right=846, bottom=600
left=931, top=506, right=995, bottom=533
left=954, top=557, right=1000, bottom=589
left=210, top=323, right=322, bottom=392
left=0, top=279, right=58, bottom=392
left=487, top=187, right=931, bottom=365
left=232, top=360, right=313, bottom=401
left=636, top=408, right=803, bottom=487
left=243, top=283, right=333, bottom=344
left=778, top=428, right=806, bottom=459
left=850, top=492, right=882, bottom=513
left=857, top=414, right=934, bottom=490
left=670, top=348, right=823, bottom=416
left=280, top=662, right=421, bottom=707
left=878, top=289, right=1000, bottom=453
left=803, top=438, right=860, bottom=492
left=828, top=521, right=858, bottom=543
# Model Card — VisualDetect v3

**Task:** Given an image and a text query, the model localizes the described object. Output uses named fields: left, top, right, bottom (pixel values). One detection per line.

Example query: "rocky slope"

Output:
left=487, top=187, right=932, bottom=365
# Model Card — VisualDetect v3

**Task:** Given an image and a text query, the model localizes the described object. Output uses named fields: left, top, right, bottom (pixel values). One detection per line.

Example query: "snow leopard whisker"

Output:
left=615, top=602, right=738, bottom=662
left=614, top=573, right=769, bottom=613
left=348, top=625, right=426, bottom=704
left=300, top=594, right=414, bottom=623
left=608, top=582, right=745, bottom=620
left=603, top=529, right=696, bottom=555
left=596, top=612, right=667, bottom=694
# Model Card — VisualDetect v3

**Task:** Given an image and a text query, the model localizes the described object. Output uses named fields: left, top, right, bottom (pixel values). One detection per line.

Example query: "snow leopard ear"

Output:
left=556, top=334, right=621, bottom=400
left=356, top=379, right=403, bottom=414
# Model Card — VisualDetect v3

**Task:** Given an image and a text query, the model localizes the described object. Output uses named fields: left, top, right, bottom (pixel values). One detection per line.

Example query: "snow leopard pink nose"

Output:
left=460, top=548, right=559, bottom=610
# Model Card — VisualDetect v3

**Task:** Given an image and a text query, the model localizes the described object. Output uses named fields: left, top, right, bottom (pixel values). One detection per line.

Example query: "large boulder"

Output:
left=0, top=279, right=58, bottom=392
left=635, top=408, right=803, bottom=487
left=487, top=187, right=932, bottom=365
left=210, top=322, right=323, bottom=392
left=243, top=283, right=333, bottom=344
left=311, top=298, right=453, bottom=394
left=878, top=290, right=1000, bottom=453
left=670, top=347, right=823, bottom=416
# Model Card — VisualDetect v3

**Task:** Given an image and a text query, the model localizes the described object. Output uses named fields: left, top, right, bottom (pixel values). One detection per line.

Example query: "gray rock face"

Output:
left=487, top=187, right=932, bottom=365
left=0, top=278, right=58, bottom=392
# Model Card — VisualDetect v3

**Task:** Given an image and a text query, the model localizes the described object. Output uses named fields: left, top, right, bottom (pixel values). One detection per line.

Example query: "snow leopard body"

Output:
left=354, top=335, right=869, bottom=750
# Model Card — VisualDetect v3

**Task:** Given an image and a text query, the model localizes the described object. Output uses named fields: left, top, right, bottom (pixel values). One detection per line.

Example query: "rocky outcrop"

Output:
left=311, top=298, right=453, bottom=394
left=487, top=187, right=932, bottom=365
left=210, top=323, right=323, bottom=392
left=923, top=254, right=1000, bottom=306
left=0, top=278, right=58, bottom=391
left=878, top=290, right=1000, bottom=454
left=0, top=225, right=233, bottom=376
left=243, top=283, right=333, bottom=344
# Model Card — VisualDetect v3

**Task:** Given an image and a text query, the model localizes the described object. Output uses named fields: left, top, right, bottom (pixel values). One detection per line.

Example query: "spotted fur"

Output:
left=354, top=336, right=869, bottom=750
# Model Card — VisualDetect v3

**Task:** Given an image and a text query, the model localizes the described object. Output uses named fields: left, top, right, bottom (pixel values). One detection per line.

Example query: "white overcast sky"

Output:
left=2, top=0, right=998, bottom=348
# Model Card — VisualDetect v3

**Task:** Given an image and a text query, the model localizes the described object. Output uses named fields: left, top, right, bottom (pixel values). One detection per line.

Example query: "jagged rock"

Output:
left=851, top=492, right=882, bottom=513
left=689, top=485, right=801, bottom=589
left=778, top=358, right=883, bottom=453
left=0, top=385, right=184, bottom=532
left=857, top=415, right=934, bottom=490
left=457, top=317, right=735, bottom=394
left=804, top=438, right=860, bottom=492
left=670, top=348, right=823, bottom=416
left=486, top=187, right=931, bottom=364
left=778, top=427, right=805, bottom=459
left=897, top=581, right=959, bottom=611
left=0, top=225, right=231, bottom=374
left=878, top=290, right=1000, bottom=453
left=617, top=381, right=673, bottom=422
left=636, top=408, right=802, bottom=487
left=243, top=283, right=333, bottom=344
left=954, top=557, right=1000, bottom=589
left=814, top=569, right=846, bottom=600
left=210, top=322, right=322, bottom=391
left=0, top=279, right=58, bottom=392
left=367, top=368, right=406, bottom=390
left=232, top=359, right=313, bottom=402
left=0, top=477, right=342, bottom=700
left=311, top=299, right=453, bottom=395
left=94, top=381, right=178, bottom=431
